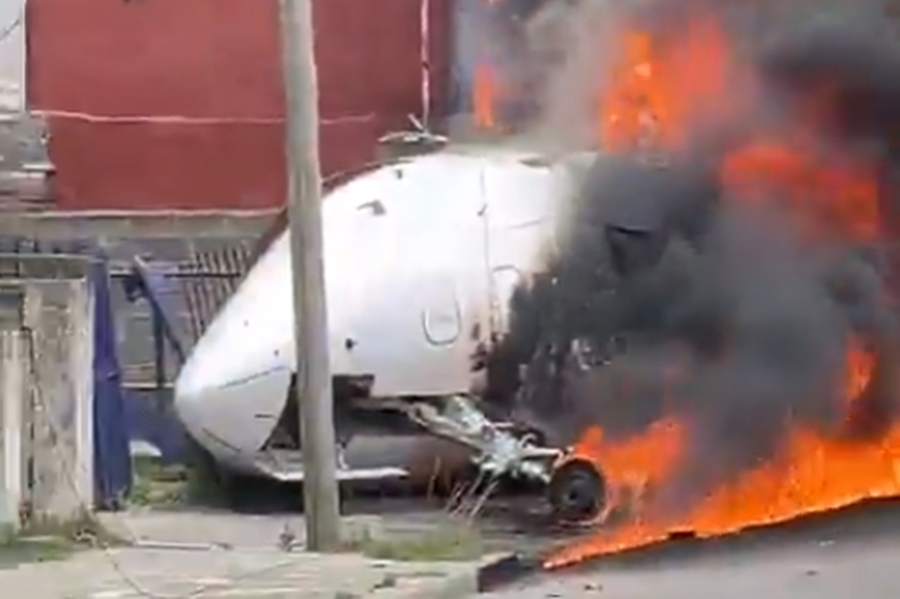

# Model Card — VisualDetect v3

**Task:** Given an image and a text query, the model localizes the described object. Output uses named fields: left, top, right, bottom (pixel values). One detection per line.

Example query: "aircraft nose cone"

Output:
left=172, top=234, right=296, bottom=458
left=173, top=306, right=294, bottom=460
left=174, top=304, right=270, bottom=417
left=173, top=332, right=223, bottom=433
left=173, top=343, right=204, bottom=411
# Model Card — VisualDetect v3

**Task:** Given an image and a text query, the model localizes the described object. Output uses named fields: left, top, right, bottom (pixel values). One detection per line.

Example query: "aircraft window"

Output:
left=519, top=156, right=553, bottom=168
left=420, top=274, right=462, bottom=346
left=357, top=199, right=386, bottom=216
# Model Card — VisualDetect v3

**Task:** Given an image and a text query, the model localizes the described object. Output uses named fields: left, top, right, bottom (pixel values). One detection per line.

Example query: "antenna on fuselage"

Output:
left=376, top=113, right=449, bottom=161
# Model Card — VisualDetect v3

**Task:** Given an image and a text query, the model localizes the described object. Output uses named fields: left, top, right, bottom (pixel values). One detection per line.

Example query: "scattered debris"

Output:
left=278, top=522, right=297, bottom=552
left=371, top=573, right=397, bottom=590
left=132, top=540, right=232, bottom=551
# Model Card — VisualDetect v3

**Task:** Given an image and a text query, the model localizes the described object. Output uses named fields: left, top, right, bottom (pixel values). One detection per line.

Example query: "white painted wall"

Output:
left=0, top=0, right=25, bottom=112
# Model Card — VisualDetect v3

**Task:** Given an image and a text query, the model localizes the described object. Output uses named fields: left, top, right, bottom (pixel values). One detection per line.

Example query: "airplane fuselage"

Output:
left=173, top=148, right=587, bottom=477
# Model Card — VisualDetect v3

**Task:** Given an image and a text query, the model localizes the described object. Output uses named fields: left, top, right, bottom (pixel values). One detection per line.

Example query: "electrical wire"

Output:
left=18, top=325, right=303, bottom=599
left=27, top=110, right=376, bottom=126
left=0, top=12, right=22, bottom=47
left=29, top=110, right=283, bottom=126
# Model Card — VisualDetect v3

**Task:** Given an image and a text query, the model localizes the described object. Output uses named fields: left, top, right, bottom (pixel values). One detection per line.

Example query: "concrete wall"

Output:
left=0, top=0, right=53, bottom=209
left=0, top=275, right=94, bottom=526
left=22, top=279, right=94, bottom=520
left=0, top=0, right=24, bottom=112
left=0, top=330, right=24, bottom=531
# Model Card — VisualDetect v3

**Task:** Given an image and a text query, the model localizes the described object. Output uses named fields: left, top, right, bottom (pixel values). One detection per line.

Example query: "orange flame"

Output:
left=547, top=345, right=888, bottom=568
left=845, top=341, right=877, bottom=406
left=548, top=11, right=894, bottom=569
left=474, top=63, right=498, bottom=131
left=721, top=141, right=881, bottom=243
left=598, top=15, right=734, bottom=152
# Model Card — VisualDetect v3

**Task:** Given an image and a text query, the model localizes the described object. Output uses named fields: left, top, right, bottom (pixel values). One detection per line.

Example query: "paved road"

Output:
left=482, top=499, right=900, bottom=599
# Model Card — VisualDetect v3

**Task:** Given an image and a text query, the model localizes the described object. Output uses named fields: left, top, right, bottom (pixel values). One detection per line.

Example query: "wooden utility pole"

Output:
left=277, top=0, right=342, bottom=551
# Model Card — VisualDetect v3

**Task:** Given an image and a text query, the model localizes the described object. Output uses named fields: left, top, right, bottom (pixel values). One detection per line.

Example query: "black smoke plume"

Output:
left=487, top=0, right=900, bottom=509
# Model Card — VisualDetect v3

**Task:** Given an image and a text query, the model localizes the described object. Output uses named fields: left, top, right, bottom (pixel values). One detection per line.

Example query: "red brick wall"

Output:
left=26, top=0, right=450, bottom=210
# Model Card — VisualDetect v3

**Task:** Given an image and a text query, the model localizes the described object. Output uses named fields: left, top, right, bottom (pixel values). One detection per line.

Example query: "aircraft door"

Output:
left=484, top=161, right=562, bottom=338
left=421, top=272, right=462, bottom=346
left=347, top=159, right=488, bottom=397
left=489, top=265, right=523, bottom=336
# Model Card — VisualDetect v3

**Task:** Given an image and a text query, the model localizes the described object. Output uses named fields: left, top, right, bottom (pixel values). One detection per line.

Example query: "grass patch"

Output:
left=130, top=456, right=188, bottom=508
left=176, top=439, right=238, bottom=508
left=22, top=509, right=130, bottom=548
left=0, top=534, right=74, bottom=568
left=348, top=525, right=484, bottom=562
left=0, top=509, right=129, bottom=569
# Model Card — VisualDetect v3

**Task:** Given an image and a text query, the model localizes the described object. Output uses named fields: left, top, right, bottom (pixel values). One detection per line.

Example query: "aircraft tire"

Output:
left=547, top=458, right=606, bottom=523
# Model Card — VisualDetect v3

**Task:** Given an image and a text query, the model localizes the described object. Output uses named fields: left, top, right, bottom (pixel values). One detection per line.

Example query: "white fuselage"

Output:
left=173, top=149, right=585, bottom=474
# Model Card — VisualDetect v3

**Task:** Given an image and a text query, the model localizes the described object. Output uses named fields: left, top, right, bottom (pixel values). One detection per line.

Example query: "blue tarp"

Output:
left=0, top=239, right=192, bottom=508
left=122, top=258, right=187, bottom=367
left=120, top=258, right=189, bottom=466
left=91, top=257, right=133, bottom=509
left=96, top=254, right=192, bottom=506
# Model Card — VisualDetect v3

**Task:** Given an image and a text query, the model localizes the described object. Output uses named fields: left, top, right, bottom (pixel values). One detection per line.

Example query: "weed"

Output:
left=345, top=525, right=483, bottom=562
left=130, top=456, right=187, bottom=508
left=23, top=508, right=130, bottom=547
left=0, top=508, right=125, bottom=569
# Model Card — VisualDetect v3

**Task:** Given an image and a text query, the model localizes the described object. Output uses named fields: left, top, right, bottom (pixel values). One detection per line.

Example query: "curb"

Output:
left=476, top=552, right=542, bottom=594
left=420, top=566, right=479, bottom=599
left=377, top=553, right=527, bottom=599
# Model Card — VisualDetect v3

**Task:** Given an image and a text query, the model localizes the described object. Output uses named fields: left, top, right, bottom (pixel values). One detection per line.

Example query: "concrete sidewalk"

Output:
left=0, top=546, right=482, bottom=599
left=97, top=511, right=391, bottom=550
left=0, top=510, right=499, bottom=598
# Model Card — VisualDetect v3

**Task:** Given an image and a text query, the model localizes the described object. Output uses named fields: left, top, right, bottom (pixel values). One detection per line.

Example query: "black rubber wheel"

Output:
left=548, top=459, right=606, bottom=523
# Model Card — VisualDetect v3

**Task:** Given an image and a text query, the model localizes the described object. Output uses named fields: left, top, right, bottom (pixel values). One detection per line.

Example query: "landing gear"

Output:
left=548, top=458, right=606, bottom=523
left=394, top=395, right=559, bottom=482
